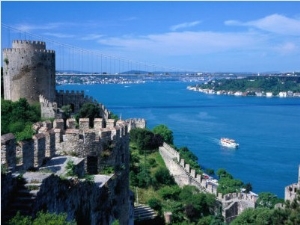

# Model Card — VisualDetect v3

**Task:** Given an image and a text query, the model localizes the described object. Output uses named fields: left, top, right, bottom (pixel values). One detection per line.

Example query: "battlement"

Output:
left=3, top=40, right=56, bottom=104
left=12, top=40, right=46, bottom=50
left=56, top=90, right=85, bottom=96
left=3, top=48, right=55, bottom=54
left=1, top=118, right=129, bottom=173
left=219, top=192, right=258, bottom=203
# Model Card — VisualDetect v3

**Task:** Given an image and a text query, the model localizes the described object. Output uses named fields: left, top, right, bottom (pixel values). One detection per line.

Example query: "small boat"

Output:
left=220, top=138, right=239, bottom=148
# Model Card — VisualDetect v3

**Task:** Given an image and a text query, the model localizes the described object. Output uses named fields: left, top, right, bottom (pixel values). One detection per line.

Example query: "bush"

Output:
left=158, top=186, right=181, bottom=200
left=153, top=124, right=173, bottom=144
left=154, top=167, right=175, bottom=186
left=1, top=98, right=41, bottom=141
left=148, top=198, right=162, bottom=211
left=8, top=211, right=75, bottom=225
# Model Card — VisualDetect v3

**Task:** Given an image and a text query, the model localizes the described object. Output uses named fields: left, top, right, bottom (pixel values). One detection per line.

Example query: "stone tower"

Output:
left=3, top=40, right=56, bottom=104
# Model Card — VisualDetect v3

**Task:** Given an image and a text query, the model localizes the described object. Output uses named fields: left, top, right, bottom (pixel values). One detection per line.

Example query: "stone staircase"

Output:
left=134, top=204, right=157, bottom=221
left=2, top=172, right=48, bottom=224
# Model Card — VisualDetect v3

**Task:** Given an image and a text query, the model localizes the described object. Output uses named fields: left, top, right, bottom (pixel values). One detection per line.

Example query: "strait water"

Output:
left=57, top=82, right=300, bottom=198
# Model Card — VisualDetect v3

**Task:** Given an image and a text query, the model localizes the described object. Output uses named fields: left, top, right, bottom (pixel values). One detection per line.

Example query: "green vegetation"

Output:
left=199, top=76, right=300, bottom=95
left=75, top=102, right=100, bottom=127
left=176, top=146, right=202, bottom=174
left=65, top=160, right=76, bottom=177
left=129, top=126, right=222, bottom=224
left=216, top=168, right=252, bottom=195
left=256, top=192, right=284, bottom=209
left=231, top=191, right=300, bottom=225
left=1, top=98, right=41, bottom=141
left=153, top=124, right=174, bottom=144
left=8, top=211, right=75, bottom=225
left=129, top=128, right=163, bottom=152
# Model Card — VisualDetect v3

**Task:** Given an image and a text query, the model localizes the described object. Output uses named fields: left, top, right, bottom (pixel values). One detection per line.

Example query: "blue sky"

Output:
left=1, top=1, right=300, bottom=73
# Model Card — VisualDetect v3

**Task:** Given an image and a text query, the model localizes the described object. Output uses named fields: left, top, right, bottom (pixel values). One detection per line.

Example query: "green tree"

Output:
left=33, top=211, right=75, bottom=225
left=76, top=102, right=100, bottom=127
left=8, top=211, right=75, bottom=225
left=256, top=192, right=283, bottom=209
left=1, top=98, right=40, bottom=141
left=153, top=124, right=173, bottom=144
left=148, top=198, right=162, bottom=211
left=159, top=185, right=181, bottom=200
left=61, top=105, right=72, bottom=119
left=129, top=128, right=161, bottom=151
left=153, top=167, right=175, bottom=186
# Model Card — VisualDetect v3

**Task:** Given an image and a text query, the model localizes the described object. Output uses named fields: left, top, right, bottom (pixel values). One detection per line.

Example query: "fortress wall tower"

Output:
left=3, top=40, right=55, bottom=104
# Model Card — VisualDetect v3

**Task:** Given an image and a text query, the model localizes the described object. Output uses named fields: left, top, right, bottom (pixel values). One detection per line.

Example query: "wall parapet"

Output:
left=1, top=118, right=129, bottom=174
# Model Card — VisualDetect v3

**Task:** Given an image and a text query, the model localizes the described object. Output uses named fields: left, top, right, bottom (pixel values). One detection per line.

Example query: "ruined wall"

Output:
left=3, top=40, right=55, bottom=104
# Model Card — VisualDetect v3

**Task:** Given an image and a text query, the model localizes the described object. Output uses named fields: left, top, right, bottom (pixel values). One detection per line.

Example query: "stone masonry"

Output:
left=1, top=117, right=137, bottom=225
left=159, top=143, right=258, bottom=223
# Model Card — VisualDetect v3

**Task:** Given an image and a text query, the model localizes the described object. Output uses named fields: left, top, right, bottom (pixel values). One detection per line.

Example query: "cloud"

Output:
left=274, top=42, right=298, bottom=55
left=170, top=21, right=201, bottom=31
left=225, top=14, right=300, bottom=35
left=43, top=32, right=75, bottom=38
left=15, top=22, right=81, bottom=33
left=15, top=23, right=59, bottom=32
left=81, top=34, right=104, bottom=40
left=97, top=30, right=265, bottom=56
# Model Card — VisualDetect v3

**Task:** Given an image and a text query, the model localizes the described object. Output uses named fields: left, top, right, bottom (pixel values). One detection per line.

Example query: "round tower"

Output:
left=3, top=40, right=56, bottom=104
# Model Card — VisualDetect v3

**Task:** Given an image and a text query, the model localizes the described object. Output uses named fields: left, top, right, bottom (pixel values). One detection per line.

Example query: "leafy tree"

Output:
left=153, top=124, right=173, bottom=144
left=217, top=177, right=243, bottom=195
left=136, top=168, right=152, bottom=188
left=148, top=198, right=162, bottom=211
left=243, top=182, right=253, bottom=193
left=33, top=211, right=75, bottom=225
left=61, top=105, right=72, bottom=119
left=256, top=192, right=283, bottom=209
left=8, top=211, right=75, bottom=225
left=159, top=186, right=181, bottom=200
left=153, top=167, right=175, bottom=186
left=129, top=128, right=162, bottom=151
left=8, top=211, right=32, bottom=225
left=1, top=98, right=40, bottom=141
left=76, top=102, right=100, bottom=127
left=216, top=168, right=233, bottom=179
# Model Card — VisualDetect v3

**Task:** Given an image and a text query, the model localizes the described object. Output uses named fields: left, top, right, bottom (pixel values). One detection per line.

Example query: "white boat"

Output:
left=220, top=138, right=239, bottom=148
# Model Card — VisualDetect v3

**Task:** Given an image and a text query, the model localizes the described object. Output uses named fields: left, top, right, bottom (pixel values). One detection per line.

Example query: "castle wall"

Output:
left=159, top=142, right=257, bottom=223
left=1, top=117, right=131, bottom=224
left=284, top=165, right=300, bottom=202
left=3, top=40, right=55, bottom=104
left=1, top=133, right=16, bottom=172
left=55, top=90, right=111, bottom=120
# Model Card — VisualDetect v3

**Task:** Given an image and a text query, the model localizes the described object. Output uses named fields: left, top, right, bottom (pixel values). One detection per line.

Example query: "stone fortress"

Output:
left=2, top=40, right=299, bottom=224
left=1, top=40, right=145, bottom=225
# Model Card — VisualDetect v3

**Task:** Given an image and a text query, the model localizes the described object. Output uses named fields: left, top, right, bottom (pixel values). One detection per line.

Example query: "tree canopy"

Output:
left=1, top=98, right=40, bottom=141
left=75, top=102, right=100, bottom=127
left=153, top=124, right=174, bottom=144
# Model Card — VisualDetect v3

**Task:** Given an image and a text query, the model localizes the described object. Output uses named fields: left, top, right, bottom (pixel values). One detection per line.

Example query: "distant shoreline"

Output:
left=187, top=76, right=300, bottom=98
left=187, top=85, right=300, bottom=98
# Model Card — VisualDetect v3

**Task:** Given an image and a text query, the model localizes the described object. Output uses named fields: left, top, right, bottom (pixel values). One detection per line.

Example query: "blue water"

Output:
left=57, top=82, right=300, bottom=198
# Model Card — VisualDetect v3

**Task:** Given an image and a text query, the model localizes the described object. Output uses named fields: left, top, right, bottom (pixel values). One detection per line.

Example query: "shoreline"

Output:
left=187, top=85, right=300, bottom=98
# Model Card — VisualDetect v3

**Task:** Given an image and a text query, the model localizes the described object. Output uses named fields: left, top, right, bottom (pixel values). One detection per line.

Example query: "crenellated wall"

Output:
left=159, top=142, right=258, bottom=223
left=55, top=90, right=110, bottom=120
left=1, top=118, right=130, bottom=174
left=1, top=117, right=132, bottom=224
left=3, top=40, right=55, bottom=104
